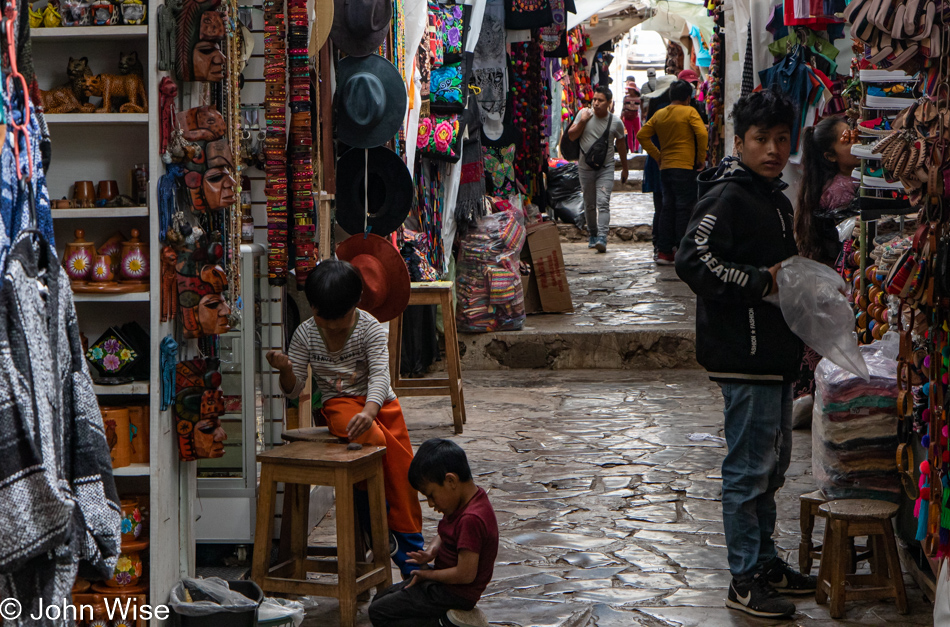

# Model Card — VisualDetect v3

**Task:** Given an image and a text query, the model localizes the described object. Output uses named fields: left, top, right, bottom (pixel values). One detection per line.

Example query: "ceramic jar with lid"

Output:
left=63, top=229, right=95, bottom=283
left=119, top=228, right=149, bottom=282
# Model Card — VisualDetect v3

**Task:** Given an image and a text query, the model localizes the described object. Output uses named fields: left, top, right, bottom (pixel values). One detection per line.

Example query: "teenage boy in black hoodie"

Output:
left=675, top=88, right=814, bottom=620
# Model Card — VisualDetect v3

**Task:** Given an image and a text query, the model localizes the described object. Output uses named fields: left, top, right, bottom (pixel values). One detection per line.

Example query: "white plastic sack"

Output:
left=259, top=598, right=306, bottom=626
left=775, top=256, right=869, bottom=381
left=837, top=216, right=858, bottom=242
left=936, top=558, right=950, bottom=626
left=168, top=577, right=260, bottom=616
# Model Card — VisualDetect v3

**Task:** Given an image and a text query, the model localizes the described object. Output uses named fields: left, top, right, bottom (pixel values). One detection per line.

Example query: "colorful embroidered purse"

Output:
left=430, top=59, right=469, bottom=112
left=418, top=114, right=463, bottom=162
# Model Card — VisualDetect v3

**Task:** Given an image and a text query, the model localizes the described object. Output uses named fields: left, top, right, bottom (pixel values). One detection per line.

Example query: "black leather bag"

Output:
left=584, top=113, right=613, bottom=170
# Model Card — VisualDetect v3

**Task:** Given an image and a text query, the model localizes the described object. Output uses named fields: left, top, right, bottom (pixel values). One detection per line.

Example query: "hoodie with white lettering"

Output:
left=675, top=157, right=802, bottom=382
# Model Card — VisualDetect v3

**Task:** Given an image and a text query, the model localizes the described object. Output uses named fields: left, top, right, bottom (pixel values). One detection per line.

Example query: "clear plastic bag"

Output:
left=259, top=598, right=306, bottom=626
left=775, top=256, right=869, bottom=381
left=456, top=210, right=527, bottom=333
left=168, top=577, right=260, bottom=616
left=812, top=345, right=900, bottom=502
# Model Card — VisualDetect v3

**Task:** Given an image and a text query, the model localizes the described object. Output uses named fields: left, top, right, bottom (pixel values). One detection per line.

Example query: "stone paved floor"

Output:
left=300, top=370, right=932, bottom=627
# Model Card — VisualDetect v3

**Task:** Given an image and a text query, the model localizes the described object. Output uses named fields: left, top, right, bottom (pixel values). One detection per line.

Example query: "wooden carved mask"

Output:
left=175, top=358, right=226, bottom=461
left=179, top=106, right=236, bottom=211
left=176, top=226, right=231, bottom=339
left=177, top=0, right=227, bottom=82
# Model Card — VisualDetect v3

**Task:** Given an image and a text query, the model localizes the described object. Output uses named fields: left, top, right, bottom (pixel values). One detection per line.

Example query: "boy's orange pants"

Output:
left=321, top=397, right=422, bottom=535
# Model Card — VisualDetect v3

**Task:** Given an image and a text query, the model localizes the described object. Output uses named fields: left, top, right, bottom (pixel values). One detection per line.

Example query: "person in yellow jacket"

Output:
left=637, top=79, right=708, bottom=265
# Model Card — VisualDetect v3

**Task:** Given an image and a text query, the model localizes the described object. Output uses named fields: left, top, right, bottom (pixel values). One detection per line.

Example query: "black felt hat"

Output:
left=330, top=0, right=392, bottom=57
left=335, top=54, right=407, bottom=149
left=336, top=146, right=413, bottom=237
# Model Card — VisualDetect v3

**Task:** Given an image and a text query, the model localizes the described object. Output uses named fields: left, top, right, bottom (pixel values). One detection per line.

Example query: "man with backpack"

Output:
left=567, top=86, right=628, bottom=253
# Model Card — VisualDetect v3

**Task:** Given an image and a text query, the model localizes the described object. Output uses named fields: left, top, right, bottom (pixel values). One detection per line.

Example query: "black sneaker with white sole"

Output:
left=763, top=556, right=817, bottom=595
left=726, top=574, right=795, bottom=619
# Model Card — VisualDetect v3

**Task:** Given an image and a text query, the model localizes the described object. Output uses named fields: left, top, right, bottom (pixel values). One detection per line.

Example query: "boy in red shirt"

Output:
left=369, top=439, right=498, bottom=627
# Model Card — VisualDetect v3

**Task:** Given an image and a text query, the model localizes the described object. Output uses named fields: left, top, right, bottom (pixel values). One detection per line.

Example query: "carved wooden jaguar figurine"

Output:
left=84, top=73, right=148, bottom=113
left=40, top=85, right=96, bottom=114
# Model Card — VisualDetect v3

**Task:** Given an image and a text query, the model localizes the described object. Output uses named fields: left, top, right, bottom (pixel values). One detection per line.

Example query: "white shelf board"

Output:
left=31, top=26, right=147, bottom=39
left=113, top=463, right=150, bottom=476
left=52, top=207, right=148, bottom=219
left=45, top=113, right=148, bottom=125
left=94, top=381, right=150, bottom=395
left=73, top=291, right=149, bottom=302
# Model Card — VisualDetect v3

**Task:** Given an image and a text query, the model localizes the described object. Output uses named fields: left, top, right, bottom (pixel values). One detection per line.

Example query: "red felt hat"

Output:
left=336, top=234, right=410, bottom=323
left=678, top=69, right=700, bottom=84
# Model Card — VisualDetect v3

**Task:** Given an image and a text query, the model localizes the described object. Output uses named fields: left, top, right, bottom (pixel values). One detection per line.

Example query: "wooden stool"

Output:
left=799, top=490, right=828, bottom=574
left=281, top=427, right=343, bottom=444
left=252, top=441, right=393, bottom=627
left=388, top=281, right=466, bottom=434
left=815, top=499, right=908, bottom=619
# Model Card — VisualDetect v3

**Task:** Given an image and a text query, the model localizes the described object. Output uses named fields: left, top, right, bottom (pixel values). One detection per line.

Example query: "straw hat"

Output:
left=308, top=0, right=334, bottom=56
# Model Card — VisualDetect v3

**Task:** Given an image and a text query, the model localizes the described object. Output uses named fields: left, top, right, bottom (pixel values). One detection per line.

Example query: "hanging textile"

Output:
left=509, top=38, right=548, bottom=199
left=472, top=0, right=508, bottom=124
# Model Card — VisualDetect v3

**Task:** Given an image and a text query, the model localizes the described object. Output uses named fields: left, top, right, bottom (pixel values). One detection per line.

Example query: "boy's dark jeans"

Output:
left=658, top=168, right=698, bottom=254
left=369, top=578, right=475, bottom=627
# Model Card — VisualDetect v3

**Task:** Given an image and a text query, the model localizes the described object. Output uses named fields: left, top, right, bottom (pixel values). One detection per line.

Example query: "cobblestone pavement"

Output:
left=301, top=370, right=931, bottom=627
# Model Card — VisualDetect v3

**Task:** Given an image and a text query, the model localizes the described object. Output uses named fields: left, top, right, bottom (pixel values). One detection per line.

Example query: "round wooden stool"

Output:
left=281, top=426, right=344, bottom=444
left=815, top=499, right=908, bottom=619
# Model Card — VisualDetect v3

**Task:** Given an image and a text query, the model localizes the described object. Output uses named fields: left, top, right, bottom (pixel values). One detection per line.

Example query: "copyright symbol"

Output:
left=0, top=598, right=20, bottom=620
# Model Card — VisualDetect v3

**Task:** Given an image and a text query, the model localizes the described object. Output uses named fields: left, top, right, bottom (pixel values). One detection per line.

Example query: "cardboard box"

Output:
left=523, top=221, right=573, bottom=313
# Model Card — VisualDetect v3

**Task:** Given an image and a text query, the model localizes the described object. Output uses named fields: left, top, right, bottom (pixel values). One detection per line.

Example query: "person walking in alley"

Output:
left=622, top=78, right=641, bottom=153
left=567, top=85, right=629, bottom=253
left=675, top=88, right=815, bottom=619
left=637, top=79, right=708, bottom=265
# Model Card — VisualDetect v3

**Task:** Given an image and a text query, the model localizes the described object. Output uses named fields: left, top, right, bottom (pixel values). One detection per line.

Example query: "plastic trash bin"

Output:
left=170, top=579, right=262, bottom=627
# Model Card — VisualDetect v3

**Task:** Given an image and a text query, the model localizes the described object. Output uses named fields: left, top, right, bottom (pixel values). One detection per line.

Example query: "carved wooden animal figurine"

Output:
left=66, top=56, right=93, bottom=104
left=118, top=51, right=144, bottom=77
left=84, top=73, right=148, bottom=114
left=40, top=85, right=95, bottom=114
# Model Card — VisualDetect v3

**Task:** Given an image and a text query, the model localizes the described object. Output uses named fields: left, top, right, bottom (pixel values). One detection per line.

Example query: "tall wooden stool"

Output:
left=388, top=281, right=466, bottom=434
left=815, top=499, right=908, bottom=619
left=252, top=441, right=393, bottom=627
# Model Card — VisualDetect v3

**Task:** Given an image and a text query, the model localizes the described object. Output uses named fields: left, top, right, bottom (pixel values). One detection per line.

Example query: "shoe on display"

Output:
left=588, top=236, right=597, bottom=249
left=762, top=556, right=817, bottom=595
left=444, top=608, right=489, bottom=627
left=656, top=252, right=675, bottom=265
left=726, top=574, right=796, bottom=618
left=594, top=237, right=607, bottom=253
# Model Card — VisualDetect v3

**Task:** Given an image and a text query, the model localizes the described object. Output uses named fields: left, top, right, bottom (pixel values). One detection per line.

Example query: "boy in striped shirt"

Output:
left=267, top=260, right=424, bottom=576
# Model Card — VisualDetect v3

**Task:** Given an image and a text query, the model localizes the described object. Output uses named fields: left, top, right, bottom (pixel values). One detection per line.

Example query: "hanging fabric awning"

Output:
left=567, top=0, right=618, bottom=30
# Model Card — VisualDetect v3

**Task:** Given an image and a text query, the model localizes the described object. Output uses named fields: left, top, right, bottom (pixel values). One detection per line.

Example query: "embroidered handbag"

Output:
left=430, top=58, right=470, bottom=112
left=418, top=114, right=464, bottom=162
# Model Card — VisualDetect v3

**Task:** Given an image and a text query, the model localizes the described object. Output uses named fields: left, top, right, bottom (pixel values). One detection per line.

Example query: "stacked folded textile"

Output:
left=456, top=209, right=526, bottom=333
left=813, top=346, right=900, bottom=502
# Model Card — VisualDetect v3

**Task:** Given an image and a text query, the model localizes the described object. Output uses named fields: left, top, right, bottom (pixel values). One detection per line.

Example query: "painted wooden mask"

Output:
left=176, top=226, right=231, bottom=339
left=179, top=106, right=237, bottom=211
left=175, top=358, right=226, bottom=461
left=177, top=0, right=227, bottom=82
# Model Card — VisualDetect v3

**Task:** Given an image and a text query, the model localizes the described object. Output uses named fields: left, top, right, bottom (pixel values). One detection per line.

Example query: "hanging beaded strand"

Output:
left=225, top=0, right=242, bottom=305
left=264, top=0, right=289, bottom=285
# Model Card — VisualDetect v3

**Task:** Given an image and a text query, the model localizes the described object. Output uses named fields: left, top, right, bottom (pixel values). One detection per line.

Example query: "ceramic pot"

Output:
left=74, top=181, right=95, bottom=208
left=90, top=254, right=114, bottom=283
left=98, top=232, right=125, bottom=274
left=71, top=577, right=91, bottom=593
left=107, top=538, right=147, bottom=587
left=128, top=405, right=149, bottom=463
left=120, top=498, right=144, bottom=543
left=119, top=228, right=149, bottom=282
left=63, top=229, right=94, bottom=283
left=97, top=180, right=119, bottom=201
left=52, top=199, right=72, bottom=209
left=100, top=406, right=130, bottom=468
